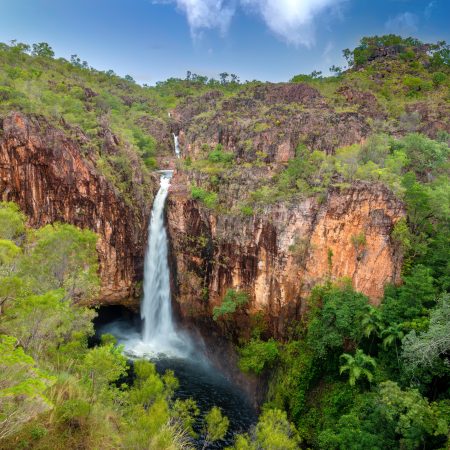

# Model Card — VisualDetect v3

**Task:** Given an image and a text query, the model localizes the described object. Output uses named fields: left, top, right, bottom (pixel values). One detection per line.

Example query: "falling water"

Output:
left=134, top=170, right=190, bottom=357
left=173, top=133, right=181, bottom=158
left=95, top=172, right=256, bottom=444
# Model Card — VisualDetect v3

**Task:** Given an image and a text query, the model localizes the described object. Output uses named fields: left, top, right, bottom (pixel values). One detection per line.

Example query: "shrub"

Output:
left=213, top=289, right=248, bottom=320
left=239, top=205, right=254, bottom=216
left=403, top=76, right=432, bottom=96
left=207, top=144, right=234, bottom=164
left=432, top=71, right=447, bottom=87
left=190, top=186, right=218, bottom=209
left=399, top=133, right=449, bottom=175
left=239, top=338, right=280, bottom=374
left=250, top=185, right=279, bottom=204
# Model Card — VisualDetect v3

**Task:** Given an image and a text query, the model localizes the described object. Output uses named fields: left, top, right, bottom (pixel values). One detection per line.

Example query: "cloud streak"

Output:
left=171, top=0, right=236, bottom=37
left=385, top=12, right=419, bottom=35
left=241, top=0, right=345, bottom=47
left=158, top=0, right=345, bottom=46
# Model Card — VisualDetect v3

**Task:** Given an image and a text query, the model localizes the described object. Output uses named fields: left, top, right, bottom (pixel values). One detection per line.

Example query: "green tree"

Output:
left=202, top=406, right=229, bottom=449
left=399, top=133, right=449, bottom=175
left=172, top=398, right=200, bottom=438
left=0, top=275, right=26, bottom=313
left=0, top=202, right=25, bottom=241
left=213, top=289, right=248, bottom=320
left=31, top=42, right=55, bottom=58
left=402, top=294, right=450, bottom=373
left=379, top=381, right=448, bottom=449
left=0, top=335, right=55, bottom=439
left=339, top=349, right=376, bottom=386
left=307, top=283, right=370, bottom=359
left=82, top=342, right=127, bottom=402
left=381, top=264, right=437, bottom=326
left=231, top=409, right=300, bottom=450
left=361, top=305, right=383, bottom=338
left=128, top=360, right=178, bottom=408
left=20, top=223, right=99, bottom=300
left=381, top=323, right=405, bottom=367
left=0, top=289, right=95, bottom=360
left=239, top=338, right=279, bottom=374
left=0, top=239, right=21, bottom=268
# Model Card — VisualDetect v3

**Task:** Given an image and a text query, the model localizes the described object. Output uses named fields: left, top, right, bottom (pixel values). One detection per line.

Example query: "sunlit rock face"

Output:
left=167, top=174, right=404, bottom=337
left=0, top=112, right=154, bottom=306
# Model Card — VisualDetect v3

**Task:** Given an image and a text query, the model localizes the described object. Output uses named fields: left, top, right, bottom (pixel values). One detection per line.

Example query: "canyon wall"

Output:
left=167, top=173, right=404, bottom=337
left=166, top=83, right=407, bottom=337
left=0, top=112, right=153, bottom=305
left=0, top=83, right=411, bottom=328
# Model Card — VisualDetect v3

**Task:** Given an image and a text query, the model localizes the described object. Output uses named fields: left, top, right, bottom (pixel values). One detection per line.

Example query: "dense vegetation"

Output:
left=231, top=39, right=450, bottom=449
left=235, top=157, right=450, bottom=448
left=193, top=36, right=449, bottom=449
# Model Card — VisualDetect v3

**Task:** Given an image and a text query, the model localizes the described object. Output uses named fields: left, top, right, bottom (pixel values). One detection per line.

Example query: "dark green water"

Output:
left=95, top=307, right=257, bottom=449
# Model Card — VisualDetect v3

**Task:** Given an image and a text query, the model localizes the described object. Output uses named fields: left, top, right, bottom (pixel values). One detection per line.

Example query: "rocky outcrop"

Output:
left=173, top=83, right=373, bottom=162
left=0, top=112, right=153, bottom=305
left=167, top=174, right=404, bottom=337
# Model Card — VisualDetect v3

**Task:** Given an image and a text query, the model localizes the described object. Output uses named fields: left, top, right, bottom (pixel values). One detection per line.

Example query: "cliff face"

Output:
left=0, top=112, right=153, bottom=305
left=167, top=173, right=404, bottom=337
left=163, top=82, right=407, bottom=337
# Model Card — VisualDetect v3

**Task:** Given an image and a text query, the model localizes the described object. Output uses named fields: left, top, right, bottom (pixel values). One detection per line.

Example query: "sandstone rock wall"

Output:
left=0, top=112, right=153, bottom=305
left=167, top=173, right=404, bottom=337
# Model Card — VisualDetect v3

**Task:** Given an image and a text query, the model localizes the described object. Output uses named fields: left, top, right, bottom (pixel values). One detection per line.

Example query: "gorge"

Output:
left=0, top=35, right=449, bottom=449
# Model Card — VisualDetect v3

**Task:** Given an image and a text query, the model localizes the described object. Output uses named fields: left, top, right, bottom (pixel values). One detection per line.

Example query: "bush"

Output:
left=190, top=186, right=218, bottom=209
left=239, top=205, right=254, bottom=216
left=432, top=71, right=447, bottom=87
left=403, top=76, right=432, bottom=96
left=239, top=338, right=279, bottom=374
left=213, top=289, right=248, bottom=320
left=307, top=283, right=371, bottom=359
left=398, top=133, right=449, bottom=175
left=207, top=144, right=234, bottom=164
left=0, top=202, right=26, bottom=241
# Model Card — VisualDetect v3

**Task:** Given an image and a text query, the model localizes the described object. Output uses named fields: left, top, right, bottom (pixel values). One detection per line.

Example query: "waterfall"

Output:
left=173, top=134, right=181, bottom=158
left=138, top=170, right=190, bottom=357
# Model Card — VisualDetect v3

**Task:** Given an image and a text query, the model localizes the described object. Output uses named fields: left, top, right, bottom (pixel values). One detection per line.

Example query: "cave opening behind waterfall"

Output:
left=94, top=171, right=256, bottom=448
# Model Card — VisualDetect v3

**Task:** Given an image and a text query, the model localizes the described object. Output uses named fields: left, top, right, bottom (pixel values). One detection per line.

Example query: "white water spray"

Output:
left=173, top=134, right=181, bottom=158
left=141, top=170, right=174, bottom=342
left=123, top=170, right=191, bottom=358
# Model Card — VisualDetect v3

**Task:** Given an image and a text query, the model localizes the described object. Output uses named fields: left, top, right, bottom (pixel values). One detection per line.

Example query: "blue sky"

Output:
left=1, top=0, right=449, bottom=84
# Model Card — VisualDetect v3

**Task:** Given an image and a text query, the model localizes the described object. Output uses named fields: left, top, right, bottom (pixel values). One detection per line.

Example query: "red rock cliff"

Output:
left=167, top=175, right=404, bottom=336
left=0, top=112, right=153, bottom=305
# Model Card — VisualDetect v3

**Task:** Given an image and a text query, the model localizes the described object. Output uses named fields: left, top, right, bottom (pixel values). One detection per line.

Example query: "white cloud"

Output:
left=241, top=0, right=345, bottom=47
left=385, top=12, right=419, bottom=35
left=157, top=0, right=237, bottom=37
left=158, top=0, right=345, bottom=46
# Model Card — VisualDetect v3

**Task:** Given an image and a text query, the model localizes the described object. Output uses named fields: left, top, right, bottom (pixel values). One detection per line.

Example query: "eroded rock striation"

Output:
left=0, top=112, right=153, bottom=305
left=167, top=173, right=404, bottom=337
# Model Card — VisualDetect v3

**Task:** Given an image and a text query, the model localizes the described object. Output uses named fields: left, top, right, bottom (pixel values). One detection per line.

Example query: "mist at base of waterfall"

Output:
left=95, top=310, right=257, bottom=448
left=138, top=169, right=195, bottom=359
left=99, top=317, right=195, bottom=360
